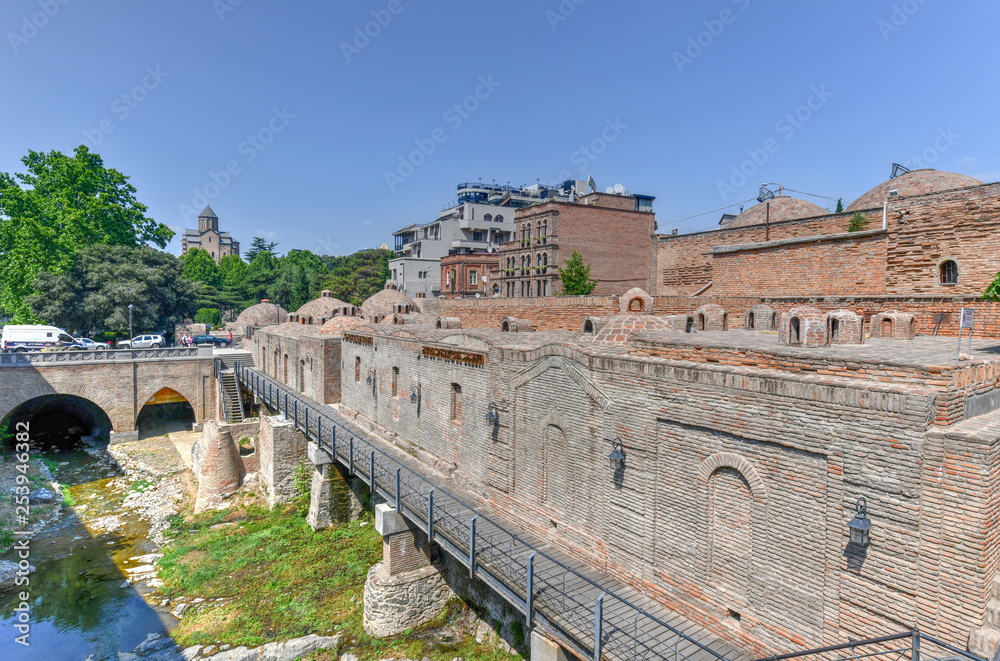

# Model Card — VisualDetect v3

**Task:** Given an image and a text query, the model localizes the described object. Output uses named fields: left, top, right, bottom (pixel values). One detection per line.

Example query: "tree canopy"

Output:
left=28, top=244, right=196, bottom=335
left=557, top=250, right=598, bottom=296
left=0, top=146, right=173, bottom=322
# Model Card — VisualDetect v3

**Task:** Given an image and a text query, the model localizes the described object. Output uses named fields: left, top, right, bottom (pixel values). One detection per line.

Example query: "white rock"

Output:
left=0, top=560, right=35, bottom=593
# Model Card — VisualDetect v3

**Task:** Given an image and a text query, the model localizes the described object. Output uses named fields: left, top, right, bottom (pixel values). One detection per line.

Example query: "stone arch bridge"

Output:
left=0, top=347, right=217, bottom=443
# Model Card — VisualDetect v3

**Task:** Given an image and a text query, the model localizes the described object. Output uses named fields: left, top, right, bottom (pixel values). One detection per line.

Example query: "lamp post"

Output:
left=127, top=304, right=135, bottom=342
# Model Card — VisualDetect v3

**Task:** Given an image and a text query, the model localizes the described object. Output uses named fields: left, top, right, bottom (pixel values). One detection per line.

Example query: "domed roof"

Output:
left=585, top=288, right=673, bottom=344
left=294, top=290, right=355, bottom=320
left=318, top=316, right=366, bottom=336
left=725, top=197, right=828, bottom=229
left=360, top=283, right=418, bottom=322
left=235, top=300, right=288, bottom=328
left=846, top=169, right=983, bottom=211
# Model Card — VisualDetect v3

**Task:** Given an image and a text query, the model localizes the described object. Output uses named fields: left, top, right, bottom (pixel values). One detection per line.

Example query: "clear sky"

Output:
left=1, top=0, right=997, bottom=256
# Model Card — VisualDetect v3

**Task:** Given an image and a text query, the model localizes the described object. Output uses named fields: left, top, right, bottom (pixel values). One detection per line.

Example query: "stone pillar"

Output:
left=363, top=503, right=454, bottom=637
left=530, top=631, right=570, bottom=661
left=306, top=442, right=363, bottom=530
left=257, top=414, right=309, bottom=508
left=193, top=420, right=242, bottom=512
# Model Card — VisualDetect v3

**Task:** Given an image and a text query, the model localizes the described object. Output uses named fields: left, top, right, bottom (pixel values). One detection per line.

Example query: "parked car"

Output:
left=191, top=334, right=230, bottom=347
left=117, top=334, right=166, bottom=349
left=1, top=325, right=82, bottom=352
left=74, top=337, right=111, bottom=350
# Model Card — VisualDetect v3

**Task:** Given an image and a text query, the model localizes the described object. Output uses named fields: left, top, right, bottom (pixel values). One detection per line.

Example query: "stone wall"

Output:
left=257, top=414, right=309, bottom=508
left=252, top=327, right=343, bottom=404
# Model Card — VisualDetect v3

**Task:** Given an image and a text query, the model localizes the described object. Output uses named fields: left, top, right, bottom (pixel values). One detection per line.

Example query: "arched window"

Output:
left=392, top=367, right=399, bottom=396
left=940, top=260, right=958, bottom=285
left=484, top=214, right=492, bottom=222
left=495, top=214, right=503, bottom=223
left=450, top=383, right=462, bottom=422
left=747, top=312, right=755, bottom=329
left=789, top=318, right=801, bottom=345
left=355, top=356, right=361, bottom=382
left=830, top=318, right=840, bottom=342
left=699, top=314, right=706, bottom=331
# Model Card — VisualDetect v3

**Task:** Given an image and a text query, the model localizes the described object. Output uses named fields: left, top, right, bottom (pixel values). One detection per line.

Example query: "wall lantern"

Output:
left=410, top=386, right=419, bottom=404
left=606, top=437, right=626, bottom=471
left=366, top=370, right=375, bottom=386
left=847, top=497, right=871, bottom=547
left=485, top=403, right=499, bottom=426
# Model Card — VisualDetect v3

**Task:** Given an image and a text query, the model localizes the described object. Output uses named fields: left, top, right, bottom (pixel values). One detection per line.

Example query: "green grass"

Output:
left=128, top=479, right=154, bottom=494
left=62, top=489, right=76, bottom=508
left=158, top=503, right=522, bottom=660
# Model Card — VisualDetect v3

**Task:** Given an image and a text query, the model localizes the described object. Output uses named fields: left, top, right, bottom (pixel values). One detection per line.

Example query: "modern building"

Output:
left=439, top=252, right=500, bottom=298
left=182, top=205, right=240, bottom=262
left=388, top=180, right=586, bottom=299
left=496, top=189, right=656, bottom=298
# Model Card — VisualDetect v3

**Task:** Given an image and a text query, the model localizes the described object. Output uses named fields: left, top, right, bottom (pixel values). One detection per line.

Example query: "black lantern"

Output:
left=847, top=497, right=871, bottom=547
left=410, top=386, right=419, bottom=404
left=485, top=403, right=499, bottom=426
left=606, top=437, right=626, bottom=471
left=366, top=370, right=374, bottom=386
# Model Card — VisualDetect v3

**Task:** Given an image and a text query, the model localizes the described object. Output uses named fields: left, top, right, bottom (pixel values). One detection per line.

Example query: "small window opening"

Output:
left=940, top=260, right=958, bottom=285
left=355, top=356, right=361, bottom=382
left=830, top=318, right=840, bottom=342
left=790, top=317, right=801, bottom=345
left=450, top=383, right=462, bottom=422
left=392, top=367, right=399, bottom=396
left=728, top=609, right=741, bottom=623
left=685, top=317, right=693, bottom=333
left=747, top=312, right=755, bottom=330
left=882, top=318, right=893, bottom=337
left=583, top=319, right=594, bottom=333
left=628, top=298, right=644, bottom=312
left=699, top=314, right=706, bottom=331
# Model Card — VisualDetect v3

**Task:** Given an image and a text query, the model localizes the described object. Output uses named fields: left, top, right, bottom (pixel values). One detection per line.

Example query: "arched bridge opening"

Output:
left=136, top=388, right=195, bottom=440
left=1, top=394, right=112, bottom=454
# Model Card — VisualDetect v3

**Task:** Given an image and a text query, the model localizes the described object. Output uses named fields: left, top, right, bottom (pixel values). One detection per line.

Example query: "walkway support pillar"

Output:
left=306, top=441, right=363, bottom=530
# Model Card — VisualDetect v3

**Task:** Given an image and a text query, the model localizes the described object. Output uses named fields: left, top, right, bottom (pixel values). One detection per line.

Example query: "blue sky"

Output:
left=1, top=0, right=997, bottom=256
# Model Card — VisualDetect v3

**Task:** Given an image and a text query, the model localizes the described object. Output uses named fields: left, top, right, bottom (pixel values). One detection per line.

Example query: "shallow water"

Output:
left=0, top=440, right=175, bottom=660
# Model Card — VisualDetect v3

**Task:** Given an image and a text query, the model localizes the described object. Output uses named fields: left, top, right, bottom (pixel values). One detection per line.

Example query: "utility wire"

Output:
left=782, top=187, right=841, bottom=202
left=664, top=197, right=758, bottom=226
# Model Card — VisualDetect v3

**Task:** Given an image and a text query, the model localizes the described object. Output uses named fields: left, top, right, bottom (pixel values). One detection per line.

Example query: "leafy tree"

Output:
left=245, top=236, right=278, bottom=262
left=318, top=248, right=392, bottom=306
left=28, top=244, right=195, bottom=335
left=847, top=211, right=869, bottom=232
left=244, top=251, right=278, bottom=304
left=218, top=254, right=250, bottom=319
left=181, top=248, right=221, bottom=289
left=0, top=146, right=173, bottom=321
left=557, top=250, right=598, bottom=296
left=194, top=307, right=222, bottom=328
left=835, top=198, right=844, bottom=213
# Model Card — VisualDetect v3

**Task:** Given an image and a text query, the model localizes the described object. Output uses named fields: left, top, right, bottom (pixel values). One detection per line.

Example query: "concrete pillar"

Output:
left=258, top=414, right=309, bottom=508
left=306, top=442, right=363, bottom=530
left=363, top=503, right=454, bottom=637
left=530, top=631, right=570, bottom=661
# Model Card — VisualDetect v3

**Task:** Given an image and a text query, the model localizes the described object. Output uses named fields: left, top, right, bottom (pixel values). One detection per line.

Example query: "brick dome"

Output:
left=585, top=288, right=673, bottom=343
left=361, top=283, right=419, bottom=323
left=318, top=316, right=366, bottom=336
left=726, top=197, right=827, bottom=229
left=294, top=290, right=356, bottom=320
left=235, top=300, right=288, bottom=328
left=846, top=169, right=983, bottom=212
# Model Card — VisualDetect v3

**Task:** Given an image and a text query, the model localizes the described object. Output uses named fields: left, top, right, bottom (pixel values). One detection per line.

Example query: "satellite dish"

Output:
left=605, top=186, right=614, bottom=194
left=757, top=187, right=775, bottom=203
left=614, top=183, right=625, bottom=194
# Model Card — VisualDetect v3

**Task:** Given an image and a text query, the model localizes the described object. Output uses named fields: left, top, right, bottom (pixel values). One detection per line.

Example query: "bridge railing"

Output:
left=236, top=363, right=734, bottom=661
left=0, top=346, right=207, bottom=366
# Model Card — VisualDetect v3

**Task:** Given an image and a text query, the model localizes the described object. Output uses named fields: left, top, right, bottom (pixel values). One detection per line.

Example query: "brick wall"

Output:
left=440, top=253, right=499, bottom=298
left=252, top=327, right=343, bottom=404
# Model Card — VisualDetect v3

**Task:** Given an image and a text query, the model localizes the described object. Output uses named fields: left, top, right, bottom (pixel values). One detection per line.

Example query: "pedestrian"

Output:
left=228, top=330, right=233, bottom=343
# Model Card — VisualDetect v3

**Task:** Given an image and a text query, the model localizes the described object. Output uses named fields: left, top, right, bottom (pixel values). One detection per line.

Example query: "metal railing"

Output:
left=236, top=364, right=733, bottom=661
left=0, top=346, right=206, bottom=366
left=754, top=629, right=985, bottom=661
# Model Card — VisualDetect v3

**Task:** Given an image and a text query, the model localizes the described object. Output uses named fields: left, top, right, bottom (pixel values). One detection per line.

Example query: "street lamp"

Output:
left=127, top=304, right=135, bottom=342
left=366, top=370, right=375, bottom=387
left=485, top=403, right=499, bottom=426
left=606, top=437, right=626, bottom=471
left=410, top=386, right=419, bottom=404
left=847, top=497, right=872, bottom=547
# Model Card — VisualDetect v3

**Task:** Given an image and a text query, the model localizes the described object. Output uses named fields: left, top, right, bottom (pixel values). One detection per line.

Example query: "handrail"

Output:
left=0, top=346, right=204, bottom=366
left=235, top=363, right=734, bottom=661
left=754, top=629, right=984, bottom=661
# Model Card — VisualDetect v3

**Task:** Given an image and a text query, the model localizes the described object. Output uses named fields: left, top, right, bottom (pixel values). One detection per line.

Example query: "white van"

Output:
left=1, top=325, right=82, bottom=352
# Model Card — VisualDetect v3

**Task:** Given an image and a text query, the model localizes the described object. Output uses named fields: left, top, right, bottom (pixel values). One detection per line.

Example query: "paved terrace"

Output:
left=236, top=364, right=752, bottom=661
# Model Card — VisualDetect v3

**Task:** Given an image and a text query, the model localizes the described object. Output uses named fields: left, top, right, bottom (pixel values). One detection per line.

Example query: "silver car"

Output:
left=117, top=334, right=165, bottom=349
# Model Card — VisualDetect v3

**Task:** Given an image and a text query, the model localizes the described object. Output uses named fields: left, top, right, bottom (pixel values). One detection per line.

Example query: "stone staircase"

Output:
left=969, top=576, right=1000, bottom=659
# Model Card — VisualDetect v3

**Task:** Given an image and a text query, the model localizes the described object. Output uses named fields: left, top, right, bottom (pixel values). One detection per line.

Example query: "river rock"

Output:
left=0, top=559, right=35, bottom=593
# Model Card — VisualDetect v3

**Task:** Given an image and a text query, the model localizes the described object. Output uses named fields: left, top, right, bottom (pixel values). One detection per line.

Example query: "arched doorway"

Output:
left=2, top=394, right=113, bottom=452
left=135, top=388, right=195, bottom=439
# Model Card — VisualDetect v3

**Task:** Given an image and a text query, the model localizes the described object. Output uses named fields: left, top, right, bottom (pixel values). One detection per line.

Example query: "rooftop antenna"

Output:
left=613, top=183, right=625, bottom=195
left=588, top=175, right=599, bottom=193
left=605, top=186, right=614, bottom=194
left=891, top=163, right=911, bottom=179
left=757, top=186, right=776, bottom=203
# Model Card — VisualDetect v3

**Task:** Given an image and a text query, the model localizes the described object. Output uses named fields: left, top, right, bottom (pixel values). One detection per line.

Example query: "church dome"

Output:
left=235, top=300, right=288, bottom=328
left=846, top=169, right=984, bottom=211
left=360, top=283, right=419, bottom=323
left=725, top=197, right=827, bottom=229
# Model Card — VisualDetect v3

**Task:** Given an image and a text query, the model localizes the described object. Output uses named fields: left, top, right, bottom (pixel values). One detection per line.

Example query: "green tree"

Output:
left=218, top=254, right=250, bottom=319
left=0, top=146, right=173, bottom=321
left=835, top=198, right=844, bottom=213
left=557, top=250, right=598, bottom=296
left=193, top=307, right=222, bottom=328
left=28, top=244, right=195, bottom=335
left=180, top=248, right=222, bottom=289
left=847, top=211, right=869, bottom=232
left=318, top=248, right=392, bottom=306
left=244, top=236, right=278, bottom=262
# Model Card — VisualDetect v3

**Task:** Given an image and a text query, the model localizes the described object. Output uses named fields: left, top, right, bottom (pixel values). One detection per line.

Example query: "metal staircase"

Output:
left=219, top=369, right=245, bottom=422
